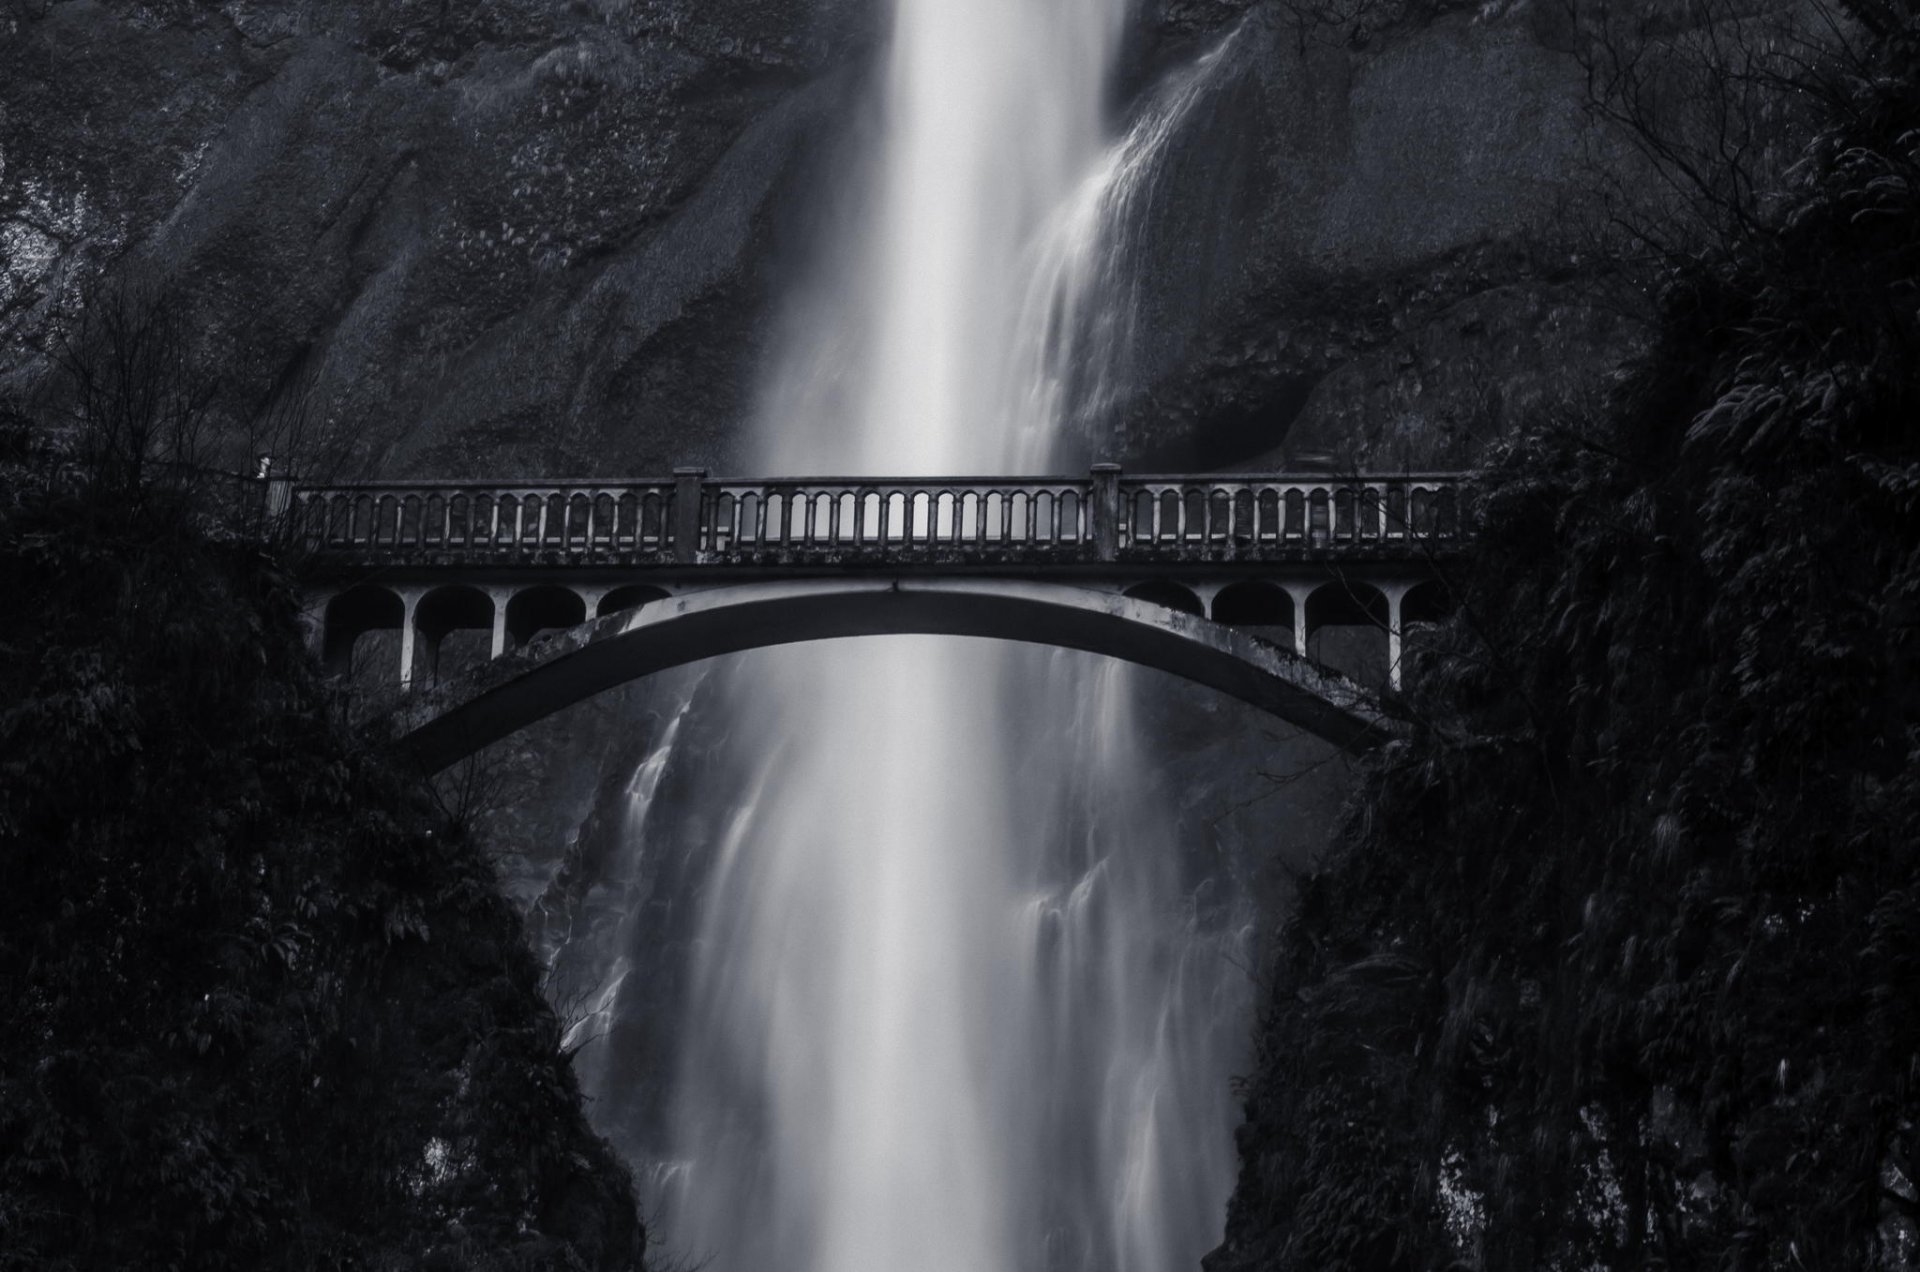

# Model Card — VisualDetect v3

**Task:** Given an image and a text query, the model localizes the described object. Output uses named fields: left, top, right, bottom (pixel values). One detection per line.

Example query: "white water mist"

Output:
left=641, top=6, right=1251, bottom=1271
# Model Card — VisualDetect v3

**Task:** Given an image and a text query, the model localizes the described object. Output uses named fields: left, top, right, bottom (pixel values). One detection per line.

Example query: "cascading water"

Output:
left=560, top=6, right=1256, bottom=1271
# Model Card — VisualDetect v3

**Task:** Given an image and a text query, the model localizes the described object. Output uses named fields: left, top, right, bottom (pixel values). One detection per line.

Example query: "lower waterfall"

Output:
left=550, top=6, right=1260, bottom=1270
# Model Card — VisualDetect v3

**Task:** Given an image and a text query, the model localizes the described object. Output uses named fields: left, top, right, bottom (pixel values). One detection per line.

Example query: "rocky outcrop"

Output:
left=2, top=0, right=870, bottom=476
left=1108, top=0, right=1653, bottom=469
left=10, top=0, right=1658, bottom=479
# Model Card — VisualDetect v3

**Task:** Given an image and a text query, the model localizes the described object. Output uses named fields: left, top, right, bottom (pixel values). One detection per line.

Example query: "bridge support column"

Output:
left=398, top=590, right=421, bottom=691
left=1383, top=581, right=1412, bottom=692
left=1091, top=463, right=1120, bottom=561
left=489, top=589, right=511, bottom=660
left=1284, top=583, right=1315, bottom=658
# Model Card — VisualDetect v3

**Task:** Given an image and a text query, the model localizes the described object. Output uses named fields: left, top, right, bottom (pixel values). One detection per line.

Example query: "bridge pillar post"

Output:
left=398, top=590, right=421, bottom=691
left=673, top=468, right=706, bottom=564
left=489, top=588, right=512, bottom=660
left=1284, top=582, right=1315, bottom=658
left=1383, top=581, right=1412, bottom=691
left=1090, top=463, right=1121, bottom=561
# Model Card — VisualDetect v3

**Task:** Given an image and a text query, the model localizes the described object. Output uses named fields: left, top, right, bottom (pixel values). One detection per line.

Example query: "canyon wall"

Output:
left=4, top=0, right=1648, bottom=476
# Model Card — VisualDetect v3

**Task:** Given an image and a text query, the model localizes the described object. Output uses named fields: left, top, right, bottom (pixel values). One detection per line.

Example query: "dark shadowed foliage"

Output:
left=1212, top=8, right=1920, bottom=1269
left=0, top=433, right=646, bottom=1268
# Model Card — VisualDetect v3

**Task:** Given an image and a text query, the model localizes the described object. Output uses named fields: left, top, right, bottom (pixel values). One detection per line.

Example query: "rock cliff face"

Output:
left=1111, top=0, right=1650, bottom=468
left=3, top=0, right=870, bottom=475
left=6, top=0, right=1645, bottom=476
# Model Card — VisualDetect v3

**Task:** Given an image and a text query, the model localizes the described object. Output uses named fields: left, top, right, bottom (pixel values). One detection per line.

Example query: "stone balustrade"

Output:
left=289, top=466, right=1462, bottom=569
left=291, top=466, right=1468, bottom=710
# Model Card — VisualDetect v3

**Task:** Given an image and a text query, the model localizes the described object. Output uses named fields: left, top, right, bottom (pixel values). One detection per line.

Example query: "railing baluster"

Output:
left=288, top=472, right=1461, bottom=580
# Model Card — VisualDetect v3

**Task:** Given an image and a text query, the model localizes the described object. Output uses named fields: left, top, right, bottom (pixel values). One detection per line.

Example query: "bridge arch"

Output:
left=413, top=585, right=495, bottom=684
left=384, top=579, right=1401, bottom=772
left=1122, top=580, right=1205, bottom=617
left=1211, top=580, right=1291, bottom=624
left=1304, top=579, right=1390, bottom=634
left=1212, top=580, right=1295, bottom=652
left=323, top=584, right=404, bottom=675
left=1402, top=578, right=1453, bottom=625
left=1304, top=580, right=1392, bottom=685
left=506, top=585, right=588, bottom=651
left=1395, top=579, right=1455, bottom=678
left=597, top=584, right=673, bottom=619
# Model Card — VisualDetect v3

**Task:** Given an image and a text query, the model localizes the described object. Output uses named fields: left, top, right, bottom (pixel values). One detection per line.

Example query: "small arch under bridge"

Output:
left=294, top=466, right=1463, bottom=771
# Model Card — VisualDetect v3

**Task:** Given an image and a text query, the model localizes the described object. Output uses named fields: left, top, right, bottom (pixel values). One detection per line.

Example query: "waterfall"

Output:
left=573, top=6, right=1253, bottom=1271
left=1012, top=36, right=1246, bottom=454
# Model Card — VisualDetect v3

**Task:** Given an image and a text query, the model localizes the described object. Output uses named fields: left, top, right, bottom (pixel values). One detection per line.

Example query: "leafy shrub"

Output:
left=1214, top=13, right=1920, bottom=1270
left=0, top=479, right=645, bottom=1271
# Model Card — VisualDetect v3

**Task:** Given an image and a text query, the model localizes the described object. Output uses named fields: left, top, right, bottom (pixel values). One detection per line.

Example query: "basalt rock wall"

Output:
left=2, top=0, right=871, bottom=476
left=1114, top=0, right=1652, bottom=470
left=5, top=0, right=1654, bottom=478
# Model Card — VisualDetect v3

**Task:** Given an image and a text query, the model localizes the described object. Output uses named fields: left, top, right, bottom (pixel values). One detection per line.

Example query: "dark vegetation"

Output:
left=1214, top=3, right=1920, bottom=1269
left=0, top=306, right=644, bottom=1269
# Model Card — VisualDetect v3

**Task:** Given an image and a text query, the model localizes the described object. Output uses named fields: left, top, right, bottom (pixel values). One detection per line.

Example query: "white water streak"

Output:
left=1012, top=39, right=1241, bottom=450
left=560, top=699, right=692, bottom=1069
left=647, top=8, right=1250, bottom=1272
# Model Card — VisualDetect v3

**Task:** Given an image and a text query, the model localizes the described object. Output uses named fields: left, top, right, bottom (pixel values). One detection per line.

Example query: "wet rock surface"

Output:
left=7, top=0, right=1652, bottom=478
left=1108, top=0, right=1653, bottom=469
left=2, top=0, right=872, bottom=476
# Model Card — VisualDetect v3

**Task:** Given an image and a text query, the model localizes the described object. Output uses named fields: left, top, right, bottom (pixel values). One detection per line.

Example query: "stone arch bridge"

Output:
left=293, top=466, right=1462, bottom=771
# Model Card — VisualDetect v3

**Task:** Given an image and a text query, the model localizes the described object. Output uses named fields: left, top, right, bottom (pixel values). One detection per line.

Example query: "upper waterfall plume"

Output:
left=760, top=0, right=1125, bottom=474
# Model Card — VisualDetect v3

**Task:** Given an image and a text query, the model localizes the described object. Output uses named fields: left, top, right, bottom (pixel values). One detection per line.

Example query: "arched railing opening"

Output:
left=1123, top=580, right=1205, bottom=617
left=507, top=586, right=588, bottom=652
left=323, top=585, right=404, bottom=679
left=1212, top=581, right=1295, bottom=652
left=414, top=586, right=495, bottom=686
left=599, top=585, right=673, bottom=619
left=1306, top=581, right=1390, bottom=688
